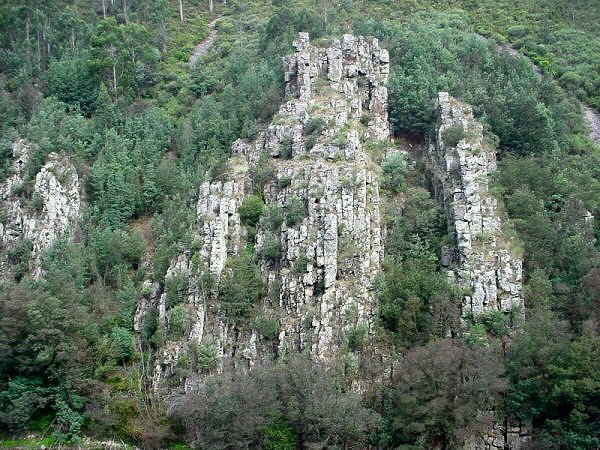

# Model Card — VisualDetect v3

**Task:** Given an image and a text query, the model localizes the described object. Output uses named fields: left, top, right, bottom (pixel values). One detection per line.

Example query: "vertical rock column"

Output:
left=427, top=92, right=523, bottom=316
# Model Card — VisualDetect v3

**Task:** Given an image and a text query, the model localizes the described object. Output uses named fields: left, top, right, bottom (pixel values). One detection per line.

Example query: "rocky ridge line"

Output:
left=139, top=32, right=391, bottom=392
left=428, top=92, right=523, bottom=316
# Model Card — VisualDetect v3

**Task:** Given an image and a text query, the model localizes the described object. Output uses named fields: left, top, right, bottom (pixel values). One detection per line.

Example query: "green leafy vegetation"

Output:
left=1, top=0, right=600, bottom=447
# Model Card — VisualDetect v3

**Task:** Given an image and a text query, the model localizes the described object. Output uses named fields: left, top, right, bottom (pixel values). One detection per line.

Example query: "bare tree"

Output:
left=179, top=0, right=184, bottom=23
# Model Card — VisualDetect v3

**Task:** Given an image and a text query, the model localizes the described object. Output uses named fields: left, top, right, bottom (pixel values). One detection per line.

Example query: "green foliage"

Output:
left=171, top=356, right=379, bottom=449
left=218, top=250, right=264, bottom=320
left=356, top=16, right=581, bottom=155
left=381, top=152, right=408, bottom=193
left=47, top=56, right=99, bottom=114
left=506, top=308, right=600, bottom=448
left=279, top=137, right=293, bottom=159
left=25, top=98, right=90, bottom=178
left=284, top=197, right=307, bottom=227
left=260, top=233, right=283, bottom=263
left=192, top=343, right=219, bottom=372
left=109, top=327, right=135, bottom=363
left=303, top=117, right=326, bottom=137
left=169, top=304, right=189, bottom=339
left=441, top=124, right=466, bottom=147
left=263, top=422, right=297, bottom=450
left=377, top=339, right=505, bottom=448
left=250, top=153, right=276, bottom=193
left=347, top=325, right=368, bottom=352
left=6, top=239, right=33, bottom=282
left=254, top=317, right=280, bottom=341
left=165, top=275, right=189, bottom=310
left=89, top=107, right=173, bottom=227
left=90, top=18, right=159, bottom=98
left=263, top=206, right=285, bottom=232
left=292, top=253, right=310, bottom=274
left=239, top=195, right=265, bottom=227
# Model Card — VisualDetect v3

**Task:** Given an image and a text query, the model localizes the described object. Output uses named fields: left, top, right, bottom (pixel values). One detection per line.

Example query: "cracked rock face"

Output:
left=427, top=92, right=523, bottom=316
left=141, top=33, right=389, bottom=392
left=0, top=140, right=81, bottom=279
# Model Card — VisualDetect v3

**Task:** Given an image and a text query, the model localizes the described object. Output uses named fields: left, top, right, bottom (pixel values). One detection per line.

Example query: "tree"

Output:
left=90, top=18, right=158, bottom=97
left=170, top=356, right=380, bottom=449
left=378, top=339, right=506, bottom=449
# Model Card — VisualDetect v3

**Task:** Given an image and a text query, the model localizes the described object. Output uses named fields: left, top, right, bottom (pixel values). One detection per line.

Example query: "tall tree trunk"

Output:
left=102, top=0, right=107, bottom=18
left=179, top=0, right=184, bottom=23
left=209, top=0, right=214, bottom=14
left=123, top=0, right=128, bottom=23
left=113, top=63, right=117, bottom=91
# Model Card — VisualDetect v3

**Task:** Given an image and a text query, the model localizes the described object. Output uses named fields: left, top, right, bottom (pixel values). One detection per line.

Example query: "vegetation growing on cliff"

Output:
left=0, top=0, right=600, bottom=448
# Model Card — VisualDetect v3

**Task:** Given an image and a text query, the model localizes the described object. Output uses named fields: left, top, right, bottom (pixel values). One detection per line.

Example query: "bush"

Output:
left=109, top=326, right=135, bottom=363
left=239, top=195, right=265, bottom=227
left=441, top=124, right=465, bottom=147
left=347, top=325, right=368, bottom=352
left=381, top=152, right=408, bottom=193
left=263, top=206, right=284, bottom=231
left=250, top=153, right=276, bottom=193
left=284, top=197, right=307, bottom=227
left=292, top=253, right=310, bottom=273
left=169, top=304, right=189, bottom=339
left=170, top=356, right=379, bottom=449
left=303, top=117, right=326, bottom=137
left=29, top=192, right=44, bottom=212
left=279, top=137, right=293, bottom=159
left=165, top=275, right=189, bottom=310
left=192, top=343, right=219, bottom=371
left=218, top=251, right=264, bottom=319
left=254, top=317, right=280, bottom=340
left=260, top=233, right=282, bottom=263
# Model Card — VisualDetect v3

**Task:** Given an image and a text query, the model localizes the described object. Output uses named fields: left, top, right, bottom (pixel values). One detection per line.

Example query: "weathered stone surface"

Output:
left=141, top=33, right=389, bottom=392
left=427, top=92, right=523, bottom=316
left=0, top=140, right=81, bottom=279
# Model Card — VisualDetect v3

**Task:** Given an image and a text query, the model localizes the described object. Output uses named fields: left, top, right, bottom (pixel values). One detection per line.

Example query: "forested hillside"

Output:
left=1, top=0, right=599, bottom=449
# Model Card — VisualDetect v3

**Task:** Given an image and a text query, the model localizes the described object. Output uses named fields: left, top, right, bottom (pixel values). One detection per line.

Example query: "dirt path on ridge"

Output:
left=189, top=17, right=220, bottom=67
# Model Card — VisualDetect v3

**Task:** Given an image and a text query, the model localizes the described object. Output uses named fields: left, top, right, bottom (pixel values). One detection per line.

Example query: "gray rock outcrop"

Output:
left=139, top=32, right=390, bottom=392
left=0, top=140, right=81, bottom=279
left=427, top=92, right=523, bottom=316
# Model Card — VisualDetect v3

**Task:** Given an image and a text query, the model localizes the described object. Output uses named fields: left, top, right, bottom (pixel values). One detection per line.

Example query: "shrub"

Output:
left=165, top=275, right=189, bottom=309
left=292, top=253, right=310, bottom=273
left=169, top=304, right=189, bottom=339
left=109, top=326, right=135, bottom=363
left=250, top=153, right=276, bottom=193
left=303, top=117, right=326, bottom=151
left=284, top=197, right=307, bottom=227
left=254, top=317, right=280, bottom=340
left=239, top=195, right=265, bottom=227
left=218, top=251, right=264, bottom=319
left=381, top=152, right=408, bottom=193
left=347, top=325, right=368, bottom=352
left=277, top=176, right=292, bottom=189
left=279, top=137, right=293, bottom=159
left=441, top=124, right=465, bottom=147
left=29, top=192, right=44, bottom=212
left=192, top=343, right=219, bottom=371
left=305, top=135, right=317, bottom=150
left=263, top=207, right=284, bottom=232
left=260, top=233, right=282, bottom=263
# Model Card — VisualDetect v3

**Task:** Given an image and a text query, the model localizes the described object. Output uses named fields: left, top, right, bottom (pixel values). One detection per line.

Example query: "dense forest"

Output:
left=1, top=0, right=600, bottom=449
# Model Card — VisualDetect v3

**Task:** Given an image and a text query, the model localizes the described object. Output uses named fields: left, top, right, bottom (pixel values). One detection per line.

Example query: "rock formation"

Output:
left=427, top=92, right=523, bottom=316
left=138, top=32, right=390, bottom=391
left=0, top=140, right=81, bottom=279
